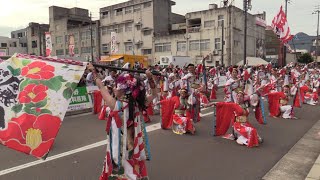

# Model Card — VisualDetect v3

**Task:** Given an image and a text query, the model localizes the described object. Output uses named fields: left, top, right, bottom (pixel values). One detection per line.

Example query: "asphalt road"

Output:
left=0, top=92, right=319, bottom=180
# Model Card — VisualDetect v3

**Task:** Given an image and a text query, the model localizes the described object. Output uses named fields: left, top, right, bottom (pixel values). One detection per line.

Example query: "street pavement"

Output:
left=0, top=92, right=319, bottom=180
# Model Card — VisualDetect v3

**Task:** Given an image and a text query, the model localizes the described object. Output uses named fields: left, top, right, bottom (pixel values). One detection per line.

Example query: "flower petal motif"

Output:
left=5, top=139, right=31, bottom=154
left=18, top=84, right=48, bottom=104
left=33, top=114, right=61, bottom=141
left=31, top=139, right=55, bottom=158
left=0, top=122, right=25, bottom=143
left=21, top=61, right=55, bottom=80
left=11, top=113, right=37, bottom=139
left=0, top=113, right=62, bottom=158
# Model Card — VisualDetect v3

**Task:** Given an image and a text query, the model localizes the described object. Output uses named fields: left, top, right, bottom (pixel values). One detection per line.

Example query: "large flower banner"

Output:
left=0, top=54, right=86, bottom=159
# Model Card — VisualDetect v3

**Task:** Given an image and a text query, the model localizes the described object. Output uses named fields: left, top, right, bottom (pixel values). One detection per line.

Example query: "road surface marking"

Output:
left=200, top=111, right=214, bottom=117
left=0, top=112, right=213, bottom=176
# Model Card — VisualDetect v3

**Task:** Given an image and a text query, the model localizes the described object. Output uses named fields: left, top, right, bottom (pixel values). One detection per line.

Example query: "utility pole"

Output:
left=283, top=0, right=291, bottom=67
left=221, top=20, right=225, bottom=66
left=243, top=0, right=251, bottom=66
left=90, top=12, right=94, bottom=62
left=313, top=6, right=320, bottom=61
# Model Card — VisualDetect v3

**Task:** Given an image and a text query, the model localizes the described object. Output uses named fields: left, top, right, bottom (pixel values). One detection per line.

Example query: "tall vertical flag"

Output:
left=0, top=54, right=86, bottom=159
left=110, top=32, right=118, bottom=54
left=69, top=34, right=75, bottom=57
left=271, top=6, right=293, bottom=44
left=45, top=32, right=52, bottom=57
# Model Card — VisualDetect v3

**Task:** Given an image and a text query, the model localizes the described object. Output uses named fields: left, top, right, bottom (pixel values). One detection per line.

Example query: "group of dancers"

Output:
left=87, top=61, right=319, bottom=180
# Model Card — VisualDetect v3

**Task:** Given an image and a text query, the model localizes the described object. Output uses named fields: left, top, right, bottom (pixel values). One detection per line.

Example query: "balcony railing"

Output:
left=187, top=27, right=201, bottom=33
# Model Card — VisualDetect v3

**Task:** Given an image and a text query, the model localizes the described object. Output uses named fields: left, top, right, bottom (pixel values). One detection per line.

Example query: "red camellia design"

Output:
left=0, top=113, right=61, bottom=158
left=21, top=61, right=55, bottom=80
left=18, top=84, right=48, bottom=104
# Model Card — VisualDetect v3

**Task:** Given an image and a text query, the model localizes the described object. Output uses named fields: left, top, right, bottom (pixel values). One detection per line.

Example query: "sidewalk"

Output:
left=305, top=150, right=320, bottom=180
left=263, top=119, right=320, bottom=180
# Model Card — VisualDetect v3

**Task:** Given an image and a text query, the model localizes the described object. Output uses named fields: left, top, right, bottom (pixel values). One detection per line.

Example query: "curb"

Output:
left=65, top=108, right=93, bottom=117
left=262, top=119, right=320, bottom=180
left=305, top=150, right=320, bottom=180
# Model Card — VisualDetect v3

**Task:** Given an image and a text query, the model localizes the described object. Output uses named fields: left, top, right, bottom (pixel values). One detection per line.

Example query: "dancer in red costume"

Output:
left=214, top=91, right=263, bottom=147
left=88, top=64, right=158, bottom=180
left=267, top=85, right=297, bottom=119
left=171, top=88, right=196, bottom=135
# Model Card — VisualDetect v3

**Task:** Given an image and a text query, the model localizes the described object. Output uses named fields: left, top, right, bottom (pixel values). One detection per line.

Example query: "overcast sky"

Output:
left=0, top=0, right=317, bottom=37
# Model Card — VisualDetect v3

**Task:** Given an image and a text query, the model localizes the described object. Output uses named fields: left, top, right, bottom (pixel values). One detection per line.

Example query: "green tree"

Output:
left=298, top=53, right=314, bottom=64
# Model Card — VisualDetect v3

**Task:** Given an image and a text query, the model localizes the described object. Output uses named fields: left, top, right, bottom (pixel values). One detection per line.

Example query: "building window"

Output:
left=0, top=43, right=7, bottom=48
left=18, top=32, right=23, bottom=38
left=189, top=40, right=210, bottom=51
left=125, top=23, right=133, bottom=32
left=136, top=25, right=141, bottom=31
left=218, top=15, right=224, bottom=27
left=102, top=43, right=109, bottom=52
left=74, top=48, right=79, bottom=54
left=86, top=31, right=91, bottom=39
left=215, top=38, right=221, bottom=50
left=200, top=39, right=210, bottom=50
left=177, top=41, right=186, bottom=52
left=12, top=42, right=17, bottom=47
left=65, top=35, right=69, bottom=43
left=144, top=2, right=151, bottom=8
left=155, top=42, right=171, bottom=52
left=134, top=5, right=141, bottom=12
left=143, top=30, right=152, bottom=36
left=125, top=42, right=133, bottom=51
left=115, top=8, right=123, bottom=16
left=189, top=40, right=199, bottom=51
left=125, top=7, right=132, bottom=14
left=56, top=36, right=62, bottom=44
left=101, top=11, right=109, bottom=19
left=142, top=49, right=152, bottom=54
left=102, top=27, right=107, bottom=35
left=204, top=20, right=215, bottom=28
left=11, top=34, right=15, bottom=38
left=31, top=41, right=37, bottom=48
left=73, top=33, right=79, bottom=42
left=81, top=32, right=86, bottom=40
left=56, top=49, right=64, bottom=55
left=81, top=47, right=91, bottom=53
left=114, top=25, right=123, bottom=33
left=107, top=26, right=114, bottom=34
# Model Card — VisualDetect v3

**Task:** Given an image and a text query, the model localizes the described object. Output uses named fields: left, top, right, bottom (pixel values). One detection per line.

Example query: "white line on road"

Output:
left=0, top=112, right=213, bottom=176
left=200, top=111, right=214, bottom=117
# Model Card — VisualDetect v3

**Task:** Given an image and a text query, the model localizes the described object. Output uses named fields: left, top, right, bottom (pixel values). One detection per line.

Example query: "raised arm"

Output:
left=87, top=64, right=116, bottom=110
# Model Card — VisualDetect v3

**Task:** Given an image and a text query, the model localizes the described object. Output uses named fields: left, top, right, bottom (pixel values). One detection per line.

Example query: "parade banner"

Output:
left=68, top=34, right=75, bottom=57
left=110, top=32, right=118, bottom=54
left=45, top=32, right=52, bottom=57
left=0, top=54, right=85, bottom=159
left=67, top=87, right=93, bottom=112
left=271, top=6, right=293, bottom=44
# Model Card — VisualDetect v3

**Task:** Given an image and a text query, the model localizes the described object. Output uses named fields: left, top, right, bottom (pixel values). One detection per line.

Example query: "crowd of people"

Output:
left=86, top=61, right=319, bottom=180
